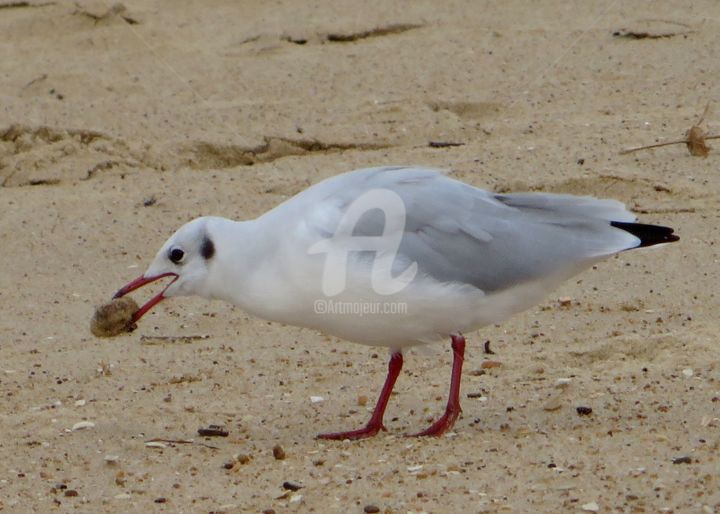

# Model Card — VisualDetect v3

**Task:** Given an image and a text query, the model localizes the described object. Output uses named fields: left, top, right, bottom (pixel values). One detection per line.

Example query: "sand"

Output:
left=1, top=1, right=718, bottom=512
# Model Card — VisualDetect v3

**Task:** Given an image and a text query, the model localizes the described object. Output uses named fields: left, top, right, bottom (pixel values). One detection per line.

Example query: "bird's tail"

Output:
left=610, top=221, right=679, bottom=248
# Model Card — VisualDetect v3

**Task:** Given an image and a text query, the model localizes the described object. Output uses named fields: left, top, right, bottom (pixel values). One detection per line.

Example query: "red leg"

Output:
left=409, top=333, right=466, bottom=437
left=317, top=351, right=403, bottom=440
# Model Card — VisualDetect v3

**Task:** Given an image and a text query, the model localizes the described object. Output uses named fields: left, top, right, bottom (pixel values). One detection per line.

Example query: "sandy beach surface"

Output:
left=1, top=1, right=719, bottom=512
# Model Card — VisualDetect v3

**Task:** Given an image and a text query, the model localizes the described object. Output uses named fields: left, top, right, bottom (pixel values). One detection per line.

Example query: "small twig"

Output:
left=140, top=334, right=210, bottom=345
left=428, top=141, right=465, bottom=148
left=0, top=1, right=56, bottom=8
left=612, top=29, right=694, bottom=39
left=619, top=139, right=688, bottom=155
left=694, top=102, right=710, bottom=126
left=21, top=73, right=47, bottom=90
left=145, top=437, right=220, bottom=450
left=621, top=134, right=720, bottom=155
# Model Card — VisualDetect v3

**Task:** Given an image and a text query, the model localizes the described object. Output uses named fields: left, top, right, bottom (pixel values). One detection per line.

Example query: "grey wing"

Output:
left=309, top=167, right=640, bottom=293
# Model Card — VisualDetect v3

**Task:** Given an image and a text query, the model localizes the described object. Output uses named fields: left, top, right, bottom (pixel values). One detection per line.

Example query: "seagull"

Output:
left=113, top=166, right=679, bottom=439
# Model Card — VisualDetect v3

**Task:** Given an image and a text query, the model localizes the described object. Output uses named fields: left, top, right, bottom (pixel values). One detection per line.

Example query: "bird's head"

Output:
left=113, top=217, right=217, bottom=323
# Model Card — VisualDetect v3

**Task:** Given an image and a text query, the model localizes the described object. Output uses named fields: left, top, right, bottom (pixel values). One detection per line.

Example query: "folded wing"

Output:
left=298, top=167, right=659, bottom=294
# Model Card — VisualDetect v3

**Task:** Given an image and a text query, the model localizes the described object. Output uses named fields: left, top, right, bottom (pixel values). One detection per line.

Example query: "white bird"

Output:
left=113, top=166, right=678, bottom=439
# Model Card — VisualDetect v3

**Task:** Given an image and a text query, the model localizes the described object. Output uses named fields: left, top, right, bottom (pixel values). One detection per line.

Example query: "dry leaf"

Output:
left=620, top=103, right=718, bottom=157
left=686, top=125, right=710, bottom=157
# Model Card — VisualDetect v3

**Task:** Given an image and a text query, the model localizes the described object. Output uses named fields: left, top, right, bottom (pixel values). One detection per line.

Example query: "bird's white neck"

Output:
left=202, top=216, right=297, bottom=320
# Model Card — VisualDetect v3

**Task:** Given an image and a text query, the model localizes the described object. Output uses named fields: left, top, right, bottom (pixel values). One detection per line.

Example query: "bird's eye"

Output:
left=169, top=247, right=185, bottom=264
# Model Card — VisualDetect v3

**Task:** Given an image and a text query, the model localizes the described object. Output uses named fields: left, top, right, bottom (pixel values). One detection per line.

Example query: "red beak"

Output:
left=113, top=272, right=178, bottom=323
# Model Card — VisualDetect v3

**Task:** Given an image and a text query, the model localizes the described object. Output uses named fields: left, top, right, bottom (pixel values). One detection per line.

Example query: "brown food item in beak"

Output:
left=91, top=296, right=140, bottom=337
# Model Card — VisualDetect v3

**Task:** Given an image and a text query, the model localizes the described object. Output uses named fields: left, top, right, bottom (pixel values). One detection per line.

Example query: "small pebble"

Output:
left=581, top=501, right=599, bottom=512
left=64, top=489, right=78, bottom=497
left=234, top=453, right=251, bottom=465
left=104, top=455, right=120, bottom=464
left=481, top=360, right=502, bottom=369
left=357, top=395, right=368, bottom=406
left=282, top=481, right=303, bottom=491
left=310, top=396, right=324, bottom=403
left=364, top=506, right=380, bottom=513
left=154, top=498, right=167, bottom=504
left=71, top=421, right=95, bottom=431
left=576, top=406, right=593, bottom=416
left=543, top=396, right=563, bottom=411
left=672, top=456, right=692, bottom=464
left=263, top=510, right=276, bottom=514
left=273, top=444, right=286, bottom=460
left=682, top=368, right=694, bottom=378
left=198, top=425, right=229, bottom=437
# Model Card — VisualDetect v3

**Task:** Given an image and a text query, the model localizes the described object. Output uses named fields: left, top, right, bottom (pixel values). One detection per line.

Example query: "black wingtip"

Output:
left=610, top=221, right=679, bottom=248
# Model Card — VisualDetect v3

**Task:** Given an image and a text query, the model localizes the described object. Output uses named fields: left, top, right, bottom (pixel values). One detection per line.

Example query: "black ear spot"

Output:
left=201, top=237, right=215, bottom=260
